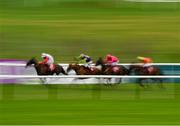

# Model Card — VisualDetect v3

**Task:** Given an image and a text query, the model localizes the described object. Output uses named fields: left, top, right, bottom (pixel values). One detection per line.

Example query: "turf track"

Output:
left=0, top=0, right=180, bottom=125
left=0, top=83, right=180, bottom=125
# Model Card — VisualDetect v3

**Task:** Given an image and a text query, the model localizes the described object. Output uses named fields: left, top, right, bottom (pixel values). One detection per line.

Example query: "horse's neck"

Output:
left=34, top=62, right=40, bottom=69
left=74, top=65, right=84, bottom=75
left=73, top=65, right=80, bottom=72
left=102, top=65, right=109, bottom=71
left=133, top=66, right=142, bottom=72
left=79, top=65, right=85, bottom=71
left=35, top=64, right=42, bottom=73
left=34, top=64, right=41, bottom=75
left=129, top=66, right=137, bottom=72
left=134, top=66, right=147, bottom=74
left=31, top=59, right=38, bottom=66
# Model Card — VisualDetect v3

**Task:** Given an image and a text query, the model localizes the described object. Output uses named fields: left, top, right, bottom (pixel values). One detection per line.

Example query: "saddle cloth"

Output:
left=112, top=66, right=120, bottom=72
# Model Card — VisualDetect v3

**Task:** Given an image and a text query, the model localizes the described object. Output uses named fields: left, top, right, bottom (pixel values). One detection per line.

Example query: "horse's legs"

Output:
left=140, top=78, right=153, bottom=89
left=106, top=79, right=110, bottom=86
left=155, top=78, right=164, bottom=89
left=112, top=78, right=121, bottom=84
left=40, top=78, right=48, bottom=84
left=103, top=78, right=111, bottom=86
left=117, top=78, right=122, bottom=84
left=138, top=78, right=144, bottom=87
left=107, top=78, right=111, bottom=84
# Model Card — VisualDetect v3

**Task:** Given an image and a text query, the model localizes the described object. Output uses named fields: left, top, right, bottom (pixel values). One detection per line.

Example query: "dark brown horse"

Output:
left=95, top=57, right=129, bottom=83
left=26, top=58, right=67, bottom=83
left=95, top=57, right=129, bottom=75
left=66, top=63, right=101, bottom=75
left=129, top=64, right=163, bottom=87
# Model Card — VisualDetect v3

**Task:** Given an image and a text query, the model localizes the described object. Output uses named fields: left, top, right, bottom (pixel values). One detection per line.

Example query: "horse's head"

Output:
left=26, top=58, right=38, bottom=68
left=95, top=57, right=104, bottom=66
left=67, top=63, right=79, bottom=73
left=121, top=66, right=130, bottom=75
left=129, top=64, right=141, bottom=74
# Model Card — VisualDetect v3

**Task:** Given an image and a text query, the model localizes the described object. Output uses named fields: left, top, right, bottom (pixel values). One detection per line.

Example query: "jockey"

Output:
left=105, top=54, right=119, bottom=66
left=39, top=53, right=54, bottom=71
left=76, top=53, right=93, bottom=68
left=137, top=56, right=153, bottom=67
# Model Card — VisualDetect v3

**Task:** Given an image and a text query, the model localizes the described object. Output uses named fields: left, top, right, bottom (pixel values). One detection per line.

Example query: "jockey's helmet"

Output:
left=41, top=53, right=47, bottom=58
left=80, top=53, right=85, bottom=57
left=106, top=54, right=111, bottom=58
left=137, top=56, right=144, bottom=60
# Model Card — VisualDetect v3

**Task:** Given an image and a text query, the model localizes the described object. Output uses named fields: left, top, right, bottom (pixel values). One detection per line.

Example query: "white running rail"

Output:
left=0, top=75, right=180, bottom=79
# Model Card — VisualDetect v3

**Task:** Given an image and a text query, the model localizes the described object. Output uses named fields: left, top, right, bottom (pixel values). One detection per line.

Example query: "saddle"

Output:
left=82, top=66, right=93, bottom=72
left=39, top=63, right=55, bottom=72
left=112, top=66, right=120, bottom=72
left=50, top=64, right=55, bottom=71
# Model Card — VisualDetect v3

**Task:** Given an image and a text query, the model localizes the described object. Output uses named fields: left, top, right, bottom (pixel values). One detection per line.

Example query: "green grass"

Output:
left=0, top=0, right=180, bottom=62
left=0, top=84, right=180, bottom=125
left=0, top=1, right=180, bottom=124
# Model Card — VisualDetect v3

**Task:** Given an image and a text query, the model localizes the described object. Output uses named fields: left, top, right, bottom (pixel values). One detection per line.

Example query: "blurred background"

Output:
left=0, top=0, right=180, bottom=125
left=0, top=0, right=179, bottom=63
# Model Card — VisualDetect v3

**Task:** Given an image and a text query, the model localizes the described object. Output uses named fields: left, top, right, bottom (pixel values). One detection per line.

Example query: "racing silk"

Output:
left=76, top=54, right=93, bottom=68
left=41, top=57, right=49, bottom=64
left=84, top=55, right=92, bottom=63
left=76, top=54, right=92, bottom=64
left=106, top=55, right=119, bottom=64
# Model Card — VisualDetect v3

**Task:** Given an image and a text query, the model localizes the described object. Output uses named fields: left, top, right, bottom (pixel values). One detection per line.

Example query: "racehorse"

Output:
left=26, top=58, right=67, bottom=83
left=95, top=57, right=129, bottom=83
left=129, top=64, right=163, bottom=87
left=66, top=63, right=101, bottom=75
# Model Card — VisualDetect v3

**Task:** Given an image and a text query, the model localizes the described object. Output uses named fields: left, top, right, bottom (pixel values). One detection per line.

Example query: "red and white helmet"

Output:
left=41, top=53, right=47, bottom=58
